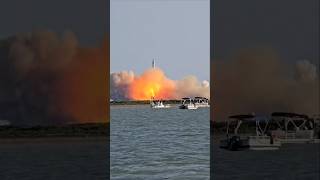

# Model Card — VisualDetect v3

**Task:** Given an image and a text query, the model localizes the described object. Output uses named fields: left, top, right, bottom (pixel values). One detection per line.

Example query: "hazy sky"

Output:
left=0, top=0, right=108, bottom=46
left=212, top=0, right=319, bottom=66
left=111, top=0, right=210, bottom=81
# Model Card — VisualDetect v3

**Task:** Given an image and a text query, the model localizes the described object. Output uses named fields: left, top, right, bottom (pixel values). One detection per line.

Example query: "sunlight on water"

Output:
left=111, top=105, right=210, bottom=179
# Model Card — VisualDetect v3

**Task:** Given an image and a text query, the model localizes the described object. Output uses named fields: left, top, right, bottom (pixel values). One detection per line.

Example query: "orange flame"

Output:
left=54, top=39, right=109, bottom=123
left=128, top=68, right=176, bottom=100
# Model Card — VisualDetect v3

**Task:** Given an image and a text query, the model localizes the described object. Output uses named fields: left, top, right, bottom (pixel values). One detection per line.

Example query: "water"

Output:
left=0, top=137, right=109, bottom=180
left=111, top=105, right=210, bottom=180
left=212, top=136, right=320, bottom=180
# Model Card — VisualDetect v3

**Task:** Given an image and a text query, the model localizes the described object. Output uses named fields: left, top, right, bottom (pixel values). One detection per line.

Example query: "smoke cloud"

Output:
left=212, top=48, right=319, bottom=121
left=111, top=68, right=210, bottom=100
left=0, top=30, right=108, bottom=125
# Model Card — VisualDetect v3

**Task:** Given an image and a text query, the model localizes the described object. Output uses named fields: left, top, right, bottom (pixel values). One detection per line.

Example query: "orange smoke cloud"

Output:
left=55, top=49, right=107, bottom=123
left=54, top=38, right=109, bottom=123
left=128, top=68, right=176, bottom=100
left=111, top=68, right=210, bottom=101
left=3, top=30, right=109, bottom=125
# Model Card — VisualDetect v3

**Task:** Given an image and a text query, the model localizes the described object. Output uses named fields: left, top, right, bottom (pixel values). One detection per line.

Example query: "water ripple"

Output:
left=111, top=105, right=210, bottom=179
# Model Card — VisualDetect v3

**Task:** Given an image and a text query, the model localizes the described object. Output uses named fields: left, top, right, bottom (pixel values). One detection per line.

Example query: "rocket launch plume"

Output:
left=211, top=48, right=319, bottom=121
left=128, top=68, right=176, bottom=100
left=0, top=30, right=108, bottom=125
left=111, top=68, right=210, bottom=100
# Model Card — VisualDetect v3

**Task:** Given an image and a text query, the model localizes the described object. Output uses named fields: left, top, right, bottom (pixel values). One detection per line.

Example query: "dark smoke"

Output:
left=212, top=48, right=319, bottom=121
left=0, top=30, right=107, bottom=126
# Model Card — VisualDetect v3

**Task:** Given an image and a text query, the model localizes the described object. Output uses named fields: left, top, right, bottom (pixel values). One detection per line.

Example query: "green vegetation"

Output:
left=0, top=123, right=109, bottom=138
left=110, top=100, right=181, bottom=105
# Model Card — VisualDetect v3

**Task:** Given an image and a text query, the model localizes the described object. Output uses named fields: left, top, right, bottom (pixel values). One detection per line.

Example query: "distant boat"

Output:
left=150, top=98, right=171, bottom=109
left=179, top=98, right=198, bottom=110
left=0, top=120, right=10, bottom=126
left=194, top=97, right=210, bottom=108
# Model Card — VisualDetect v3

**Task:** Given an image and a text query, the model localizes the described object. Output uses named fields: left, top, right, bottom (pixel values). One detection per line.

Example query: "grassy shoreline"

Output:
left=110, top=100, right=181, bottom=105
left=0, top=120, right=267, bottom=138
left=0, top=123, right=109, bottom=138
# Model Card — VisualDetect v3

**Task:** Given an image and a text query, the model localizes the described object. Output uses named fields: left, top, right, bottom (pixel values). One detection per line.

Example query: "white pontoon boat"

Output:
left=220, top=114, right=281, bottom=151
left=270, top=112, right=320, bottom=144
left=194, top=97, right=210, bottom=108
left=179, top=98, right=198, bottom=109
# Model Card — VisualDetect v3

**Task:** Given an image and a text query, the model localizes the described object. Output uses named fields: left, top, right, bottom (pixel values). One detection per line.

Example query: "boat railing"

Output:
left=248, top=136, right=270, bottom=140
left=271, top=130, right=314, bottom=139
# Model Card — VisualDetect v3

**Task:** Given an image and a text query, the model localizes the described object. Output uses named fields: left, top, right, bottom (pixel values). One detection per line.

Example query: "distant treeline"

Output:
left=110, top=100, right=182, bottom=105
left=0, top=123, right=109, bottom=138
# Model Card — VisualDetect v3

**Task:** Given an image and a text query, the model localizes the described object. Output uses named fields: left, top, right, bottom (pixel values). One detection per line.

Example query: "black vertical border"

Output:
left=107, top=0, right=110, bottom=179
left=210, top=0, right=214, bottom=179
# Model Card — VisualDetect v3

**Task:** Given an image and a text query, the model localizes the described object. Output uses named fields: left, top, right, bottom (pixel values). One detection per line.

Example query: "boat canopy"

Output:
left=194, top=97, right=208, bottom=100
left=229, top=114, right=255, bottom=120
left=182, top=97, right=192, bottom=100
left=228, top=114, right=270, bottom=123
left=271, top=112, right=309, bottom=119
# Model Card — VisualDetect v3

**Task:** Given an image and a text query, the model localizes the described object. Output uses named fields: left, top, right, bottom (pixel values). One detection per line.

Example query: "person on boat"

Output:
left=266, top=131, right=274, bottom=144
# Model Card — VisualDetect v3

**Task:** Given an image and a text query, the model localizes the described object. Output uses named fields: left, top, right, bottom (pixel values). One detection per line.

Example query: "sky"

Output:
left=212, top=0, right=319, bottom=66
left=0, top=0, right=108, bottom=46
left=110, top=0, right=210, bottom=81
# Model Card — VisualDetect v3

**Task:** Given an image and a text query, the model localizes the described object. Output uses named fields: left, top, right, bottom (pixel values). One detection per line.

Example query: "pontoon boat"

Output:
left=270, top=112, right=320, bottom=144
left=220, top=114, right=281, bottom=151
left=194, top=97, right=210, bottom=108
left=179, top=98, right=198, bottom=109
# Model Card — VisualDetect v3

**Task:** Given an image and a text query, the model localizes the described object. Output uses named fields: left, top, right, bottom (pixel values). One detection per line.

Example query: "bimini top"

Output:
left=194, top=97, right=208, bottom=100
left=271, top=112, right=309, bottom=119
left=229, top=114, right=255, bottom=120
left=229, top=114, right=270, bottom=123
left=182, top=97, right=192, bottom=100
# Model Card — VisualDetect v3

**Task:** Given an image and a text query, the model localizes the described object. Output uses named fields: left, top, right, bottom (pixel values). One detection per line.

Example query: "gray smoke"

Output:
left=110, top=70, right=134, bottom=100
left=212, top=48, right=319, bottom=121
left=0, top=30, right=107, bottom=126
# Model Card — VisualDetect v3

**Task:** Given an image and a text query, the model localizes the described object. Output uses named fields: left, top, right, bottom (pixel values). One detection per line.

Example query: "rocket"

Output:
left=152, top=59, right=156, bottom=69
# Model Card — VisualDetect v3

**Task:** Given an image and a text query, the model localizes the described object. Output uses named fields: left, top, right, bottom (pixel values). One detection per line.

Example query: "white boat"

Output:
left=269, top=112, right=320, bottom=144
left=0, top=120, right=10, bottom=126
left=179, top=98, right=198, bottom=109
left=150, top=99, right=171, bottom=109
left=194, top=97, right=210, bottom=108
left=220, top=114, right=281, bottom=151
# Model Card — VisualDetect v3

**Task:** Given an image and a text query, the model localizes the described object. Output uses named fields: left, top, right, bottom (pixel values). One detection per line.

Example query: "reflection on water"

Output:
left=111, top=105, right=210, bottom=180
left=0, top=138, right=109, bottom=180
left=212, top=136, right=320, bottom=180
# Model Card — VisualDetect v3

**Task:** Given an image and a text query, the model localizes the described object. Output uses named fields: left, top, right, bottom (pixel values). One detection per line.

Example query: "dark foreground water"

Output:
left=0, top=137, right=109, bottom=180
left=111, top=105, right=210, bottom=180
left=212, top=137, right=320, bottom=180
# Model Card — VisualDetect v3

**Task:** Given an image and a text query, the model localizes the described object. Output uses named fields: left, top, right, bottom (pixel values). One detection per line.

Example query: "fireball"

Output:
left=128, top=68, right=176, bottom=100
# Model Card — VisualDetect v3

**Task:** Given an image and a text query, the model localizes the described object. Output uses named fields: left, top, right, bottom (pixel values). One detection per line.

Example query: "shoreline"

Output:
left=110, top=100, right=181, bottom=106
left=0, top=123, right=109, bottom=139
left=0, top=136, right=108, bottom=143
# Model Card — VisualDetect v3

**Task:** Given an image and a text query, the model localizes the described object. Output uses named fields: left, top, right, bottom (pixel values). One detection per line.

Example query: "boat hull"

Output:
left=271, top=130, right=320, bottom=144
left=179, top=104, right=198, bottom=110
left=194, top=103, right=210, bottom=108
left=151, top=105, right=171, bottom=109
left=248, top=136, right=281, bottom=150
left=279, top=138, right=320, bottom=144
left=220, top=136, right=281, bottom=151
left=220, top=136, right=249, bottom=151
